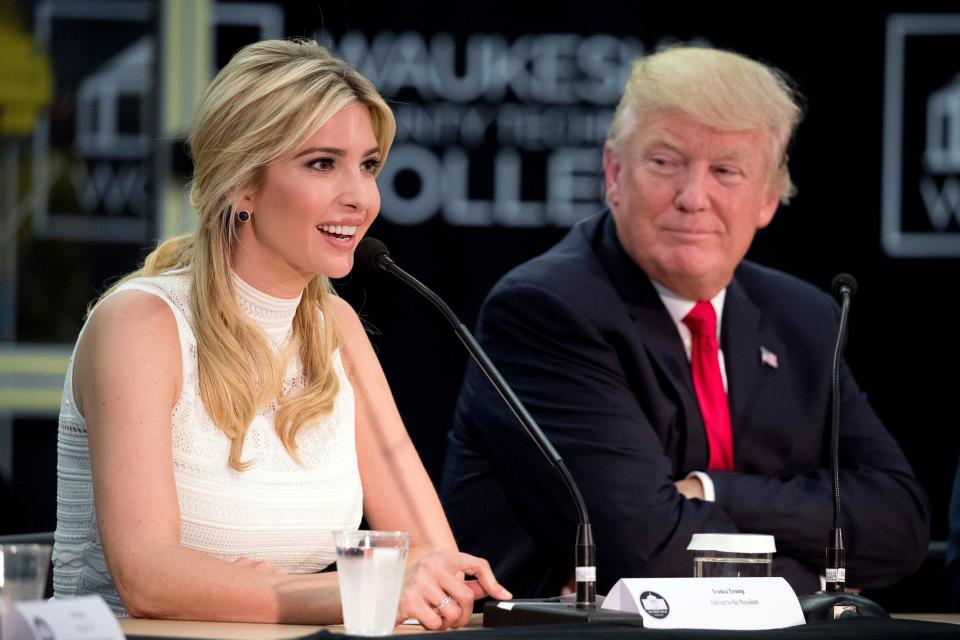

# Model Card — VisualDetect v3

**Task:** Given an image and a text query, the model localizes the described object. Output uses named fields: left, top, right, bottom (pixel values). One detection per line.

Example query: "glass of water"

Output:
left=1, top=544, right=52, bottom=602
left=688, top=533, right=774, bottom=578
left=335, top=530, right=410, bottom=636
left=1, top=543, right=53, bottom=637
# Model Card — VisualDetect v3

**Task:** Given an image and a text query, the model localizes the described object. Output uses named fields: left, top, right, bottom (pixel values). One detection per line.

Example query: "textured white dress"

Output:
left=52, top=272, right=363, bottom=615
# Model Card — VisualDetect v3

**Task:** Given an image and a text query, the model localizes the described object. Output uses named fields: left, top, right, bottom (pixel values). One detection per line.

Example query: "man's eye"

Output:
left=650, top=156, right=677, bottom=170
left=713, top=166, right=742, bottom=178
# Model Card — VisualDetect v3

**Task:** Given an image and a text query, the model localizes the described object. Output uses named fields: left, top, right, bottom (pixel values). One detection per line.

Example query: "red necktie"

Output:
left=683, top=301, right=734, bottom=471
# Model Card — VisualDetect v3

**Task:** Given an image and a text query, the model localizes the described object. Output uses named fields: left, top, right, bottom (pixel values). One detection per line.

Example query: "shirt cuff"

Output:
left=686, top=471, right=716, bottom=502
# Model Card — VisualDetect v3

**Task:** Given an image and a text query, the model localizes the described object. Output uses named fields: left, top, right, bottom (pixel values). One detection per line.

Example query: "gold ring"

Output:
left=433, top=594, right=453, bottom=615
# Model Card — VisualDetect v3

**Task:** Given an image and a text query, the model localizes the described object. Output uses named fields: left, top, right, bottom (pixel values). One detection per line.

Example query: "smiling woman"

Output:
left=51, top=39, right=510, bottom=629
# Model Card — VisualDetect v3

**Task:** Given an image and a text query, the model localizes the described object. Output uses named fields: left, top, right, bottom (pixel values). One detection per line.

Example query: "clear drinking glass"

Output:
left=335, top=530, right=410, bottom=636
left=688, top=533, right=774, bottom=578
left=1, top=544, right=53, bottom=638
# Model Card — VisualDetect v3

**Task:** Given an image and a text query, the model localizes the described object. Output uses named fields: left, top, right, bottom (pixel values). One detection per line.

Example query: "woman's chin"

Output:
left=320, top=258, right=355, bottom=281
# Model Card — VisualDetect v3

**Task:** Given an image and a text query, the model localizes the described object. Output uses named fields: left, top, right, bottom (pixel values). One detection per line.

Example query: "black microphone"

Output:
left=357, top=238, right=598, bottom=608
left=358, top=238, right=646, bottom=627
left=356, top=237, right=391, bottom=271
left=831, top=273, right=857, bottom=298
left=799, top=274, right=887, bottom=622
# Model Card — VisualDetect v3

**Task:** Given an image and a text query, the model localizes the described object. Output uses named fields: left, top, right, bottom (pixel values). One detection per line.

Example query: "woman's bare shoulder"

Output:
left=82, top=289, right=181, bottom=350
left=327, top=295, right=364, bottom=339
left=74, top=289, right=183, bottom=415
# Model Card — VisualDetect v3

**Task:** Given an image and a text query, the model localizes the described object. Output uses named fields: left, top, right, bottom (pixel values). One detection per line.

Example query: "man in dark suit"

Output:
left=440, top=46, right=929, bottom=598
left=946, top=460, right=960, bottom=609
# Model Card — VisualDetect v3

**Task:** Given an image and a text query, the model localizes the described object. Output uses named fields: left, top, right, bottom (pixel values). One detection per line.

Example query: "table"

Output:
left=120, top=614, right=484, bottom=639
left=891, top=613, right=960, bottom=625
left=121, top=618, right=324, bottom=639
left=120, top=613, right=959, bottom=639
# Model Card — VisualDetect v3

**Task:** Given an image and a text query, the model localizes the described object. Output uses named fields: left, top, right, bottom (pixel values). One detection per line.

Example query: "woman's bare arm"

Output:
left=75, top=290, right=342, bottom=623
left=331, top=296, right=510, bottom=629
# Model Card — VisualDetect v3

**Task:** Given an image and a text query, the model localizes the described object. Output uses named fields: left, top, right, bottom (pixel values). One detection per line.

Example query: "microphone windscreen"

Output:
left=356, top=237, right=390, bottom=269
left=831, top=273, right=858, bottom=299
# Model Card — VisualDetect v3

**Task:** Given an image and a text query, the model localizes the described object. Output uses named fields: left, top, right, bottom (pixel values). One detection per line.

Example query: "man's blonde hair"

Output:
left=607, top=46, right=803, bottom=203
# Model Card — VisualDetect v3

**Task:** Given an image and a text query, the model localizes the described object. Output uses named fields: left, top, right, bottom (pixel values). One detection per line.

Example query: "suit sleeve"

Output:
left=708, top=360, right=930, bottom=589
left=470, top=281, right=821, bottom=593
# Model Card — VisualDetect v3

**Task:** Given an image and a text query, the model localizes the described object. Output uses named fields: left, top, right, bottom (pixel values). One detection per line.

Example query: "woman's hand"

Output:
left=397, top=549, right=512, bottom=630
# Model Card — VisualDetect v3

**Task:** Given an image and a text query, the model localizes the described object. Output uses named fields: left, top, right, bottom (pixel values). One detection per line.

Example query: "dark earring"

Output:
left=237, top=209, right=251, bottom=223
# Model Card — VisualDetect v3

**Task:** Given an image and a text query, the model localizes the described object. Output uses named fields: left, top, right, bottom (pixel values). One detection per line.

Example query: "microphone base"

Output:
left=799, top=591, right=889, bottom=623
left=483, top=597, right=644, bottom=627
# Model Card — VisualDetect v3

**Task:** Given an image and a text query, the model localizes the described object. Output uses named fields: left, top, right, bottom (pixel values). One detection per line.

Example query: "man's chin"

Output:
left=651, top=262, right=733, bottom=299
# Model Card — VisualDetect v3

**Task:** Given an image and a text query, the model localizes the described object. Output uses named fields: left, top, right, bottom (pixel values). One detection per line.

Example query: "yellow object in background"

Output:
left=0, top=1, right=53, bottom=136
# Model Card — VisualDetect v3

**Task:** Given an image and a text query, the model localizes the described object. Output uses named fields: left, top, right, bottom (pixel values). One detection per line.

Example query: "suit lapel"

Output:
left=722, top=274, right=785, bottom=448
left=594, top=214, right=709, bottom=471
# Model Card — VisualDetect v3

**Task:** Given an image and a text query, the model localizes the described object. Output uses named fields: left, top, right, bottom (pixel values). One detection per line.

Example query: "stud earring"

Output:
left=237, top=209, right=251, bottom=223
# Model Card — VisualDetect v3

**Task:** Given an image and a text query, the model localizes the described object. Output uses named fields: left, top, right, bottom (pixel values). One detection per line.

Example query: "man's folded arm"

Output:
left=707, top=363, right=930, bottom=588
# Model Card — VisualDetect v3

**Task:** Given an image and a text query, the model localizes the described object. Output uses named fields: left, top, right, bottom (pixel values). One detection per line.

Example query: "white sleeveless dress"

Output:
left=52, top=272, right=363, bottom=615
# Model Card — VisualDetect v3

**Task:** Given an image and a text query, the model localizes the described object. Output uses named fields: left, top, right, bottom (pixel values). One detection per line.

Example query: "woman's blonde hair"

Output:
left=606, top=45, right=803, bottom=203
left=103, top=39, right=396, bottom=469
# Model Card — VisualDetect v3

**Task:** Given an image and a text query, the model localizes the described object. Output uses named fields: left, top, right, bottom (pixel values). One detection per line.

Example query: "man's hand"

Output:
left=674, top=476, right=705, bottom=500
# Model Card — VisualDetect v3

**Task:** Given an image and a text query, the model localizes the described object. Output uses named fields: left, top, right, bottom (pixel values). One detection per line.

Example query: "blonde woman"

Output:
left=52, top=39, right=510, bottom=629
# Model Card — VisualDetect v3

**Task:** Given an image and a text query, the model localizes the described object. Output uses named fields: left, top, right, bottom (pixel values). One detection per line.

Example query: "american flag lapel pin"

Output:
left=760, top=346, right=779, bottom=370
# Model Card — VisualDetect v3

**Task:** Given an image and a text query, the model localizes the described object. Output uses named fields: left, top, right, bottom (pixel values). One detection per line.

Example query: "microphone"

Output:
left=799, top=274, right=887, bottom=622
left=831, top=273, right=857, bottom=298
left=357, top=238, right=595, bottom=603
left=357, top=238, right=641, bottom=626
left=356, top=237, right=391, bottom=270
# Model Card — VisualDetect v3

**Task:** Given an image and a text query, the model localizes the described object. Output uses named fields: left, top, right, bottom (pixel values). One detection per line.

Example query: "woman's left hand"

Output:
left=397, top=548, right=512, bottom=630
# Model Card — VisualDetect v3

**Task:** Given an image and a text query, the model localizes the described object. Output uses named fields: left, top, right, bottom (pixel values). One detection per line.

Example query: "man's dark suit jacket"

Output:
left=440, top=212, right=929, bottom=598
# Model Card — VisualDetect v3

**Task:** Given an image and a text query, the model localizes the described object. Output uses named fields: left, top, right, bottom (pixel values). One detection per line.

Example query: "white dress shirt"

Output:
left=651, top=282, right=729, bottom=503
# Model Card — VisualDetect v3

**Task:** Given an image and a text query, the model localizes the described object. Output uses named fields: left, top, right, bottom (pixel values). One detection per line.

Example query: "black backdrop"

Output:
left=296, top=1, right=960, bottom=531
left=6, top=0, right=960, bottom=607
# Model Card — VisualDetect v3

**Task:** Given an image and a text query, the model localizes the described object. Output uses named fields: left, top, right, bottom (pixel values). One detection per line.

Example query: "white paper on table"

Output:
left=602, top=577, right=805, bottom=630
left=3, top=595, right=124, bottom=640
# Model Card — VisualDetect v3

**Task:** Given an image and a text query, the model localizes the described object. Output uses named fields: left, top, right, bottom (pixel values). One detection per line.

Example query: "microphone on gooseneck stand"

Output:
left=799, top=274, right=888, bottom=622
left=356, top=237, right=642, bottom=627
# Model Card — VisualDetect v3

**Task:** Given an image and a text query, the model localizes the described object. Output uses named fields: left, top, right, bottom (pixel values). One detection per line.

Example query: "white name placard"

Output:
left=2, top=595, right=124, bottom=640
left=602, top=577, right=805, bottom=629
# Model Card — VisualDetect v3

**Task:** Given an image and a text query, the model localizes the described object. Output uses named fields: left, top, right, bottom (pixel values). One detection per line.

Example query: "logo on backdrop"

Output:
left=30, top=0, right=282, bottom=242
left=324, top=32, right=708, bottom=227
left=639, top=591, right=670, bottom=619
left=882, top=14, right=960, bottom=257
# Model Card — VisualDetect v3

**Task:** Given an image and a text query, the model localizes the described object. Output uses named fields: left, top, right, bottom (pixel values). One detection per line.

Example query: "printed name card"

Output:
left=602, top=577, right=805, bottom=629
left=2, top=595, right=124, bottom=640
